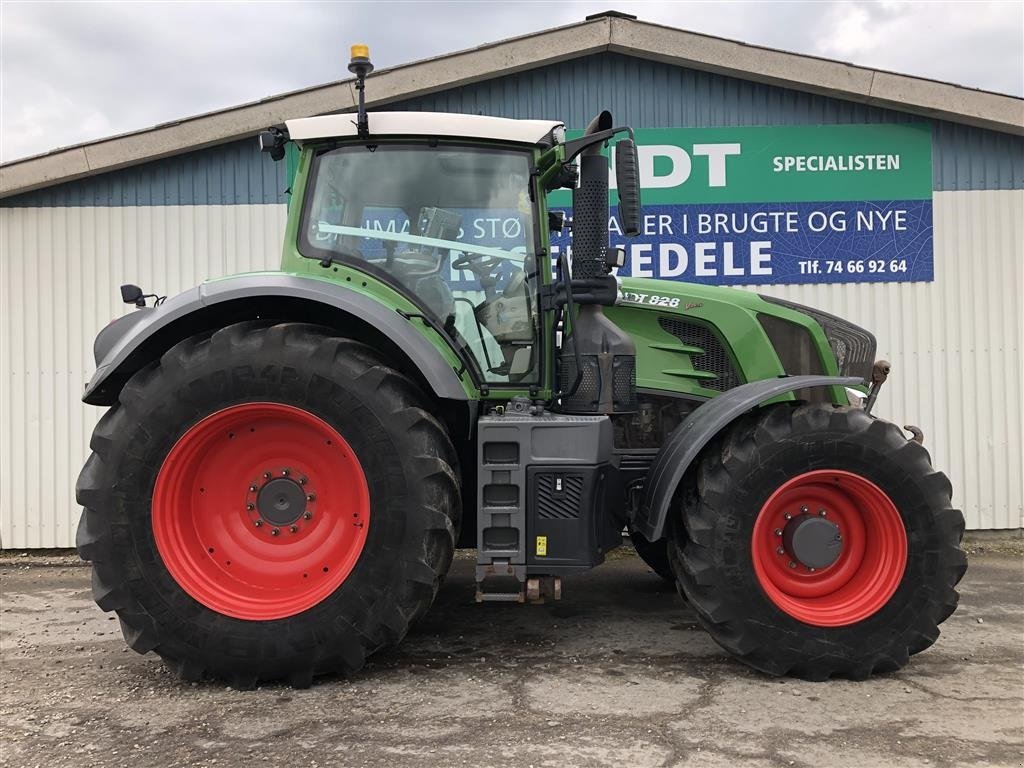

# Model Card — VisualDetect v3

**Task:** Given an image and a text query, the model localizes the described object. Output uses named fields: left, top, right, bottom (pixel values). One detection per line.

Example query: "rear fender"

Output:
left=634, top=375, right=863, bottom=542
left=84, top=274, right=472, bottom=408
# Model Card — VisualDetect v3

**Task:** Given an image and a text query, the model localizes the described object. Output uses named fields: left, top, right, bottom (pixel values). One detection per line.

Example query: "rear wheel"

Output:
left=670, top=404, right=966, bottom=680
left=76, top=322, right=460, bottom=687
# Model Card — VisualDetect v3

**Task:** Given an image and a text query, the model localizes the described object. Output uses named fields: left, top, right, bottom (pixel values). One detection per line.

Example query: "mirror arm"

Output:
left=541, top=276, right=618, bottom=309
left=561, top=126, right=635, bottom=163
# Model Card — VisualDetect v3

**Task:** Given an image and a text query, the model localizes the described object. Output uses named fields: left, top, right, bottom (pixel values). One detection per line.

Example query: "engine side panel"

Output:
left=606, top=277, right=844, bottom=400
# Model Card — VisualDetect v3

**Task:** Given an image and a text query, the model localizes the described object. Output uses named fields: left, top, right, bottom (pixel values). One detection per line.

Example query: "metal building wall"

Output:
left=740, top=190, right=1023, bottom=530
left=4, top=139, right=288, bottom=208
left=1, top=52, right=1021, bottom=546
left=0, top=205, right=286, bottom=547
left=392, top=53, right=1024, bottom=191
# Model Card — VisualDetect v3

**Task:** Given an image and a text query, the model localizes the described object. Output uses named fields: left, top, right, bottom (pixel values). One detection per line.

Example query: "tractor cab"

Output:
left=286, top=115, right=560, bottom=385
left=271, top=94, right=645, bottom=410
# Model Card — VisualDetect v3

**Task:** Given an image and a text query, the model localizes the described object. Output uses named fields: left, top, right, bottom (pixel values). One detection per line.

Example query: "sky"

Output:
left=2, top=0, right=1022, bottom=163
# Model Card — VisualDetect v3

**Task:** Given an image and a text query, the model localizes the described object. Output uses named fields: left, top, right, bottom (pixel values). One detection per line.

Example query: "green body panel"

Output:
left=267, top=137, right=846, bottom=405
left=607, top=277, right=845, bottom=402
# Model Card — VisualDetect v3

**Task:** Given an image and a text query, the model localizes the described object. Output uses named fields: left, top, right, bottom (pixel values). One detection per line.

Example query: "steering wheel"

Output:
left=452, top=252, right=501, bottom=271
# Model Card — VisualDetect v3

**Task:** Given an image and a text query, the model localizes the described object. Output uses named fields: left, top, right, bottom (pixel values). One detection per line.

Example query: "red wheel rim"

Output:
left=152, top=403, right=370, bottom=621
left=751, top=469, right=907, bottom=627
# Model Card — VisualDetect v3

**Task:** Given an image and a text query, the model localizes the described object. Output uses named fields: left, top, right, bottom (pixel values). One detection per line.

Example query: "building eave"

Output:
left=611, top=19, right=1024, bottom=137
left=2, top=14, right=1021, bottom=199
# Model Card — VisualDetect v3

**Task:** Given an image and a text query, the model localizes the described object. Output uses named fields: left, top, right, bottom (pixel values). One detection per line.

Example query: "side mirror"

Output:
left=548, top=210, right=566, bottom=233
left=605, top=246, right=625, bottom=271
left=120, top=284, right=145, bottom=308
left=258, top=129, right=287, bottom=162
left=614, top=139, right=641, bottom=237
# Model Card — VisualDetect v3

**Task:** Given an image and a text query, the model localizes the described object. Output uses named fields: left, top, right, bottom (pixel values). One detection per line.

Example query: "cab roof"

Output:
left=285, top=112, right=565, bottom=147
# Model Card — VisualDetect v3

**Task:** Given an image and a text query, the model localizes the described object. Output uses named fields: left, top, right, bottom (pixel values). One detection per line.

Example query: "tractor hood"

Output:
left=606, top=277, right=874, bottom=398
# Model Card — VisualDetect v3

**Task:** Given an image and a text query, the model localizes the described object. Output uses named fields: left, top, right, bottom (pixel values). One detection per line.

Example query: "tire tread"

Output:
left=75, top=322, right=460, bottom=686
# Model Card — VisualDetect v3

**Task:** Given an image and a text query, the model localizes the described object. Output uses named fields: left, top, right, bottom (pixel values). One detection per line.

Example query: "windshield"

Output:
left=300, top=143, right=541, bottom=385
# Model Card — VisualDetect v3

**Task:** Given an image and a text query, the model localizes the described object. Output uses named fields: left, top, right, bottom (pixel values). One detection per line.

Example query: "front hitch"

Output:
left=861, top=359, right=925, bottom=445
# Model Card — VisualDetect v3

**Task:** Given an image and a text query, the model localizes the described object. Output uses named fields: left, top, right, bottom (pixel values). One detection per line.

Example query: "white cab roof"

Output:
left=286, top=112, right=564, bottom=146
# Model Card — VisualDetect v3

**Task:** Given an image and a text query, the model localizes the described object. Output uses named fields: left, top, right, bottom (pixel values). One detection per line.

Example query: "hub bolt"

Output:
left=776, top=546, right=785, bottom=555
left=808, top=567, right=816, bottom=572
left=306, top=493, right=316, bottom=502
left=263, top=472, right=272, bottom=480
left=246, top=503, right=255, bottom=511
left=788, top=561, right=797, bottom=569
left=271, top=528, right=280, bottom=537
left=298, top=477, right=307, bottom=486
left=784, top=513, right=792, bottom=520
left=819, top=509, right=827, bottom=517
left=249, top=485, right=258, bottom=492
left=303, top=512, right=313, bottom=520
left=289, top=525, right=299, bottom=533
left=774, top=528, right=783, bottom=536
left=800, top=506, right=808, bottom=514
left=282, top=468, right=290, bottom=476
left=254, top=520, right=263, bottom=528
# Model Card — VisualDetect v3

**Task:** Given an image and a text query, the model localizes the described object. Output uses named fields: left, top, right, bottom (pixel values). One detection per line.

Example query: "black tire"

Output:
left=629, top=532, right=674, bottom=581
left=670, top=404, right=966, bottom=681
left=76, top=321, right=460, bottom=687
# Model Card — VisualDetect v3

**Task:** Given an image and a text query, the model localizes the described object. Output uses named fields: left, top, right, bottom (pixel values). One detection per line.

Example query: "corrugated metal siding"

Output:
left=0, top=204, right=286, bottom=548
left=3, top=53, right=1023, bottom=209
left=5, top=139, right=289, bottom=208
left=0, top=191, right=1019, bottom=547
left=739, top=189, right=1023, bottom=530
left=394, top=53, right=1024, bottom=191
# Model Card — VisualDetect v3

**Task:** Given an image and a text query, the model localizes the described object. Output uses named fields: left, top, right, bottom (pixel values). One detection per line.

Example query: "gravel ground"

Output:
left=1, top=545, right=1022, bottom=768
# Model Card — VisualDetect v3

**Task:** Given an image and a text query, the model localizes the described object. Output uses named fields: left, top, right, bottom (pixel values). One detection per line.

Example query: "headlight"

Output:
left=760, top=296, right=876, bottom=382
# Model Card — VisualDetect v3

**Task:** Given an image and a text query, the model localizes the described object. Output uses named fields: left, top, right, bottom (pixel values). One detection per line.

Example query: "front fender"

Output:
left=84, top=273, right=471, bottom=405
left=634, top=375, right=863, bottom=542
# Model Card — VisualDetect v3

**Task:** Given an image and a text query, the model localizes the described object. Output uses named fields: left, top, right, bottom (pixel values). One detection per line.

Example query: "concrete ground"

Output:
left=2, top=545, right=1022, bottom=768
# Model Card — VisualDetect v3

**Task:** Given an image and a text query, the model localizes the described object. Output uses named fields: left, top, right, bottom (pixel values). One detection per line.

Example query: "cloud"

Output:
left=1, top=0, right=1021, bottom=162
left=814, top=0, right=1024, bottom=94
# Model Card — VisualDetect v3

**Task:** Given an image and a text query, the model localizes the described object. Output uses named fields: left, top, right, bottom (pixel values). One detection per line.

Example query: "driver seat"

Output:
left=387, top=207, right=463, bottom=325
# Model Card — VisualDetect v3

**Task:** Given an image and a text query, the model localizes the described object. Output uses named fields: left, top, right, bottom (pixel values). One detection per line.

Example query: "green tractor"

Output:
left=76, top=47, right=965, bottom=687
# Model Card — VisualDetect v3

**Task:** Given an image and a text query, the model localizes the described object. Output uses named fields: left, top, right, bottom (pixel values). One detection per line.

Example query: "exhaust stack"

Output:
left=557, top=111, right=638, bottom=415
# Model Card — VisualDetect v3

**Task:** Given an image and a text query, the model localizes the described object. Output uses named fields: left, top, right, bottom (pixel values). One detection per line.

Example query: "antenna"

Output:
left=348, top=44, right=374, bottom=139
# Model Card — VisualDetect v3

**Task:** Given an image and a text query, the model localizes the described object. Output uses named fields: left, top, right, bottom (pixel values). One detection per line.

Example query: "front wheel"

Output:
left=76, top=322, right=460, bottom=687
left=671, top=404, right=966, bottom=680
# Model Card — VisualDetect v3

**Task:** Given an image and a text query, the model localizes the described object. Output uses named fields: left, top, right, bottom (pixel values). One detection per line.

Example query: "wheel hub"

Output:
left=751, top=469, right=909, bottom=627
left=782, top=513, right=842, bottom=569
left=152, top=402, right=371, bottom=621
left=257, top=477, right=307, bottom=526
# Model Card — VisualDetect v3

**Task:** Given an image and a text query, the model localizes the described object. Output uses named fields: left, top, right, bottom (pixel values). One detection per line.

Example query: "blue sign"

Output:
left=550, top=199, right=933, bottom=286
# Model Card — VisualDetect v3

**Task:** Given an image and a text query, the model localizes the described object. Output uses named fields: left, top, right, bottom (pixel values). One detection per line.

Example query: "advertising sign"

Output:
left=549, top=123, right=934, bottom=285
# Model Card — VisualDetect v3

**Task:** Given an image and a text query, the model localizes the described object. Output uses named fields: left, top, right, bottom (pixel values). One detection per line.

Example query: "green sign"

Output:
left=549, top=123, right=932, bottom=206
